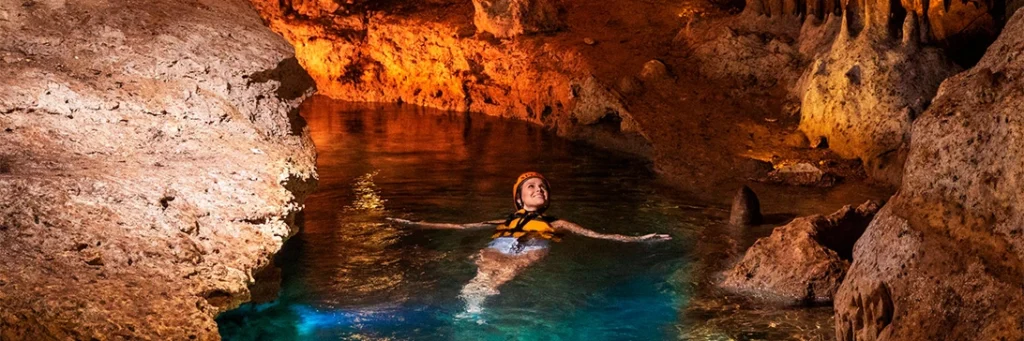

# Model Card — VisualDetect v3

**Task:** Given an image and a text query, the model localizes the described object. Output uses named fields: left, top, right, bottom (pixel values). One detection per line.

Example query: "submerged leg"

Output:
left=460, top=248, right=547, bottom=314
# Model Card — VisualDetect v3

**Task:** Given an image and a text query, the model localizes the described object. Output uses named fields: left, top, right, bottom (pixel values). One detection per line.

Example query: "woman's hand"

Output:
left=635, top=233, right=672, bottom=242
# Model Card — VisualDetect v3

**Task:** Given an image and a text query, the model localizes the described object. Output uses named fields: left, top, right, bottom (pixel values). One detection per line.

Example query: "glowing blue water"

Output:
left=217, top=97, right=846, bottom=340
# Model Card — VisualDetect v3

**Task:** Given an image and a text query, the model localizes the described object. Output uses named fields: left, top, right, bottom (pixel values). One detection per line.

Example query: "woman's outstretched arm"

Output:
left=551, top=220, right=671, bottom=242
left=386, top=217, right=505, bottom=230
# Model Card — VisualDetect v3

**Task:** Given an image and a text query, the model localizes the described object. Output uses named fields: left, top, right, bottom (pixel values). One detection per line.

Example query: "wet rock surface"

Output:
left=722, top=201, right=881, bottom=303
left=834, top=10, right=1024, bottom=341
left=0, top=0, right=316, bottom=339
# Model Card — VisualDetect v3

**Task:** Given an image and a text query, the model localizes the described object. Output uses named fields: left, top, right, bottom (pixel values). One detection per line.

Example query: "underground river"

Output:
left=216, top=95, right=889, bottom=340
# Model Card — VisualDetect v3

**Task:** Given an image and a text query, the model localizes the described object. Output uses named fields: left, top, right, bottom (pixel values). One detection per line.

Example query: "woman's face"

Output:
left=519, top=177, right=549, bottom=211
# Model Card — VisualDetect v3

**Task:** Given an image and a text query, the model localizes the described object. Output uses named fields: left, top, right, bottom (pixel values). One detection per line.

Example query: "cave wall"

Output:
left=833, top=9, right=1024, bottom=340
left=746, top=0, right=1003, bottom=64
left=250, top=0, right=651, bottom=156
left=0, top=0, right=316, bottom=338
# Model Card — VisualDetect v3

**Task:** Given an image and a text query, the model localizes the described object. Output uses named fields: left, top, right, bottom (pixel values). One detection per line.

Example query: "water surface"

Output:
left=217, top=96, right=886, bottom=340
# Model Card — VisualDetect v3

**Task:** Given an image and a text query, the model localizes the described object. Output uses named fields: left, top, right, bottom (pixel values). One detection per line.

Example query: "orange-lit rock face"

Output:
left=251, top=0, right=650, bottom=155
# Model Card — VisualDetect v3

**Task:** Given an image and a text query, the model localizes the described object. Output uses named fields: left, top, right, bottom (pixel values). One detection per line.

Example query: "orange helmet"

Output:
left=513, top=172, right=550, bottom=210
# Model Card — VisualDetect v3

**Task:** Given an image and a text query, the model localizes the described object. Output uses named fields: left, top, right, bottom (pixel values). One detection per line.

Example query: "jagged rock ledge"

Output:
left=0, top=0, right=316, bottom=339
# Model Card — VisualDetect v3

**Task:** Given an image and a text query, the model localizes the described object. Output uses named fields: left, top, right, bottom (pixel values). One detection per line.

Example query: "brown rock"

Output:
left=765, top=162, right=838, bottom=187
left=722, top=201, right=881, bottom=303
left=638, top=59, right=670, bottom=81
left=729, top=186, right=762, bottom=226
left=783, top=130, right=810, bottom=148
left=835, top=10, right=1024, bottom=341
left=471, top=0, right=564, bottom=38
left=617, top=75, right=644, bottom=95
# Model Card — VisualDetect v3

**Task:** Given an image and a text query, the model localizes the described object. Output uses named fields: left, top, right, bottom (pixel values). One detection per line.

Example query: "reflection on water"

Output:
left=217, top=96, right=887, bottom=340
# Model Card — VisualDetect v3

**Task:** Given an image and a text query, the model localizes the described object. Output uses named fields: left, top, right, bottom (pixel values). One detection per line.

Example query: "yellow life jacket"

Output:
left=491, top=209, right=562, bottom=242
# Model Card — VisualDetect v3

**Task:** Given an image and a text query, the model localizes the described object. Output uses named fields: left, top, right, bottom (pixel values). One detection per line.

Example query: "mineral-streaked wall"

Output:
left=0, top=0, right=316, bottom=339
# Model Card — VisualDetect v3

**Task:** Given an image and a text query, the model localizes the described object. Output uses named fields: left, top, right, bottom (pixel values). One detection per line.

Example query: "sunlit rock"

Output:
left=0, top=0, right=316, bottom=338
left=835, top=10, right=1024, bottom=340
left=722, top=201, right=880, bottom=303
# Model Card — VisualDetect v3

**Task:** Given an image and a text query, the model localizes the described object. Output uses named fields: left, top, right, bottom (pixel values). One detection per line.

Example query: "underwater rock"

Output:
left=835, top=10, right=1024, bottom=340
left=729, top=186, right=763, bottom=226
left=722, top=201, right=880, bottom=303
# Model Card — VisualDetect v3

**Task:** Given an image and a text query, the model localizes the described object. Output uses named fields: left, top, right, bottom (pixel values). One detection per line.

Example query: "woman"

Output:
left=388, top=172, right=671, bottom=315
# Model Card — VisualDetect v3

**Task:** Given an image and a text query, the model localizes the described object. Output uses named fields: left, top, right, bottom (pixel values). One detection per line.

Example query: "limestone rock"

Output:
left=729, top=186, right=763, bottom=226
left=799, top=13, right=959, bottom=186
left=722, top=201, right=881, bottom=303
left=617, top=75, right=644, bottom=95
left=745, top=0, right=1002, bottom=65
left=744, top=0, right=841, bottom=18
left=250, top=0, right=651, bottom=157
left=835, top=10, right=1024, bottom=340
left=688, top=23, right=804, bottom=91
left=765, top=162, right=838, bottom=187
left=472, top=0, right=564, bottom=38
left=639, top=60, right=670, bottom=82
left=0, top=0, right=317, bottom=338
left=783, top=130, right=810, bottom=148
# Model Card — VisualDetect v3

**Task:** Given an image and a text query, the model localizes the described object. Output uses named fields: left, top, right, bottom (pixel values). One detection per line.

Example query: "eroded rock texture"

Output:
left=834, top=10, right=1024, bottom=340
left=0, top=0, right=316, bottom=338
left=745, top=0, right=1003, bottom=64
left=722, top=201, right=880, bottom=303
left=472, top=0, right=564, bottom=38
left=250, top=0, right=651, bottom=156
left=799, top=13, right=958, bottom=186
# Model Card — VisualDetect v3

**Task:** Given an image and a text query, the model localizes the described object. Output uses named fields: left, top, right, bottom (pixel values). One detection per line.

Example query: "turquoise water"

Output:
left=216, top=96, right=856, bottom=340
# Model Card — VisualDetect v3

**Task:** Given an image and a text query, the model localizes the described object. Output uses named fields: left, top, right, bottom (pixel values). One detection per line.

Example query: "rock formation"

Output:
left=472, top=0, right=565, bottom=38
left=722, top=201, right=880, bottom=303
left=744, top=0, right=1003, bottom=65
left=799, top=12, right=959, bottom=186
left=834, top=9, right=1024, bottom=340
left=250, top=0, right=651, bottom=156
left=0, top=0, right=316, bottom=338
left=729, top=186, right=763, bottom=225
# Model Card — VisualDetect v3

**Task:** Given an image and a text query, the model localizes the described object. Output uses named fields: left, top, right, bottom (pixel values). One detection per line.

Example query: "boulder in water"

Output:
left=729, top=185, right=763, bottom=226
